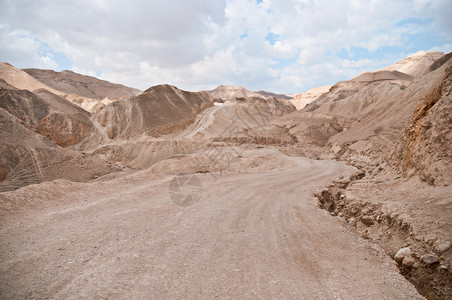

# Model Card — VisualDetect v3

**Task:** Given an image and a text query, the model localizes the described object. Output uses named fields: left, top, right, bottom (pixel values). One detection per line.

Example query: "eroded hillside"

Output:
left=0, top=51, right=451, bottom=299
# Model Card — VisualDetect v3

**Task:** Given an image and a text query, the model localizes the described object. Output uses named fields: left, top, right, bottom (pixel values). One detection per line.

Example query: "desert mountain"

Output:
left=300, top=51, right=452, bottom=178
left=1, top=51, right=451, bottom=299
left=380, top=50, right=444, bottom=76
left=23, top=68, right=141, bottom=100
left=0, top=63, right=142, bottom=114
left=254, top=90, right=292, bottom=100
left=292, top=85, right=332, bottom=110
left=176, top=96, right=295, bottom=141
left=207, top=84, right=292, bottom=102
left=0, top=84, right=114, bottom=191
left=93, top=84, right=213, bottom=141
left=290, top=51, right=444, bottom=112
left=0, top=62, right=62, bottom=95
left=207, top=85, right=263, bottom=101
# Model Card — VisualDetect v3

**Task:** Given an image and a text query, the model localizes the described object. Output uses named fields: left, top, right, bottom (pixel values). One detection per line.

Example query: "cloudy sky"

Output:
left=1, top=0, right=451, bottom=93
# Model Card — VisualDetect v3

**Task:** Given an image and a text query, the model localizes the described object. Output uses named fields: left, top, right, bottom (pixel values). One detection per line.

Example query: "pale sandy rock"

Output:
left=435, top=240, right=451, bottom=255
left=394, top=247, right=412, bottom=264
left=292, top=85, right=331, bottom=110
left=207, top=85, right=263, bottom=101
left=402, top=256, right=415, bottom=267
left=380, top=50, right=444, bottom=77
left=0, top=62, right=61, bottom=95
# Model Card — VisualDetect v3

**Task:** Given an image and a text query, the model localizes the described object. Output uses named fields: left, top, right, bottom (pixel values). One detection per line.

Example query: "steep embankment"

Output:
left=306, top=51, right=452, bottom=299
left=391, top=61, right=452, bottom=186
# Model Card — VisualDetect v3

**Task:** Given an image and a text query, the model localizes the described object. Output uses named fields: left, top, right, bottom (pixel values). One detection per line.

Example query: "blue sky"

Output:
left=1, top=0, right=451, bottom=93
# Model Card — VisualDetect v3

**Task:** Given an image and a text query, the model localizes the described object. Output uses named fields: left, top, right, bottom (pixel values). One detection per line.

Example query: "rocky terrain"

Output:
left=1, top=63, right=142, bottom=114
left=0, top=50, right=451, bottom=299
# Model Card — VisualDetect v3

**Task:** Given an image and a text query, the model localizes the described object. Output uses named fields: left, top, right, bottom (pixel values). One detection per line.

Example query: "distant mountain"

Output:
left=23, top=68, right=141, bottom=100
left=291, top=85, right=331, bottom=110
left=207, top=85, right=262, bottom=101
left=290, top=51, right=445, bottom=112
left=379, top=50, right=443, bottom=77
left=207, top=85, right=292, bottom=102
left=0, top=63, right=142, bottom=114
left=300, top=50, right=452, bottom=185
left=0, top=62, right=62, bottom=95
left=254, top=90, right=292, bottom=100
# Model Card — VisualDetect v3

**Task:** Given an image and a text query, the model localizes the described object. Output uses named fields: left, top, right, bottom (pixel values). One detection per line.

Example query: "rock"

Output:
left=422, top=253, right=439, bottom=265
left=434, top=240, right=451, bottom=255
left=394, top=247, right=411, bottom=264
left=402, top=256, right=415, bottom=267
left=348, top=217, right=356, bottom=227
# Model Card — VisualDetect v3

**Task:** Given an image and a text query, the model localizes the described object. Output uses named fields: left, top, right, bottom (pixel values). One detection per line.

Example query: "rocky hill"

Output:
left=254, top=90, right=292, bottom=100
left=299, top=51, right=452, bottom=298
left=0, top=63, right=61, bottom=95
left=0, top=84, right=114, bottom=191
left=23, top=68, right=141, bottom=100
left=207, top=85, right=263, bottom=101
left=0, top=63, right=142, bottom=114
left=93, top=84, right=213, bottom=140
left=291, top=85, right=331, bottom=110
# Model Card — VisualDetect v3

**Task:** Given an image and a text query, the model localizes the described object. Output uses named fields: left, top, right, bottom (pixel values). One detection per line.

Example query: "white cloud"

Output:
left=0, top=0, right=451, bottom=93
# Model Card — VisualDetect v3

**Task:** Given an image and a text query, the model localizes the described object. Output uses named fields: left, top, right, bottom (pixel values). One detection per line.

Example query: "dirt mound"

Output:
left=93, top=84, right=213, bottom=140
left=23, top=68, right=141, bottom=100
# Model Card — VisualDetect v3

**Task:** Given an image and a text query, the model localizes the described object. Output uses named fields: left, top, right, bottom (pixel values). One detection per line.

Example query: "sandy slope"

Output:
left=23, top=68, right=141, bottom=100
left=292, top=85, right=332, bottom=110
left=0, top=63, right=61, bottom=95
left=207, top=85, right=264, bottom=100
left=0, top=151, right=422, bottom=299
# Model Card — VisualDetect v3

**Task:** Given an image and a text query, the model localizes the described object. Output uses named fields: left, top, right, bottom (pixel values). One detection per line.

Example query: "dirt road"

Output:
left=0, top=155, right=422, bottom=299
